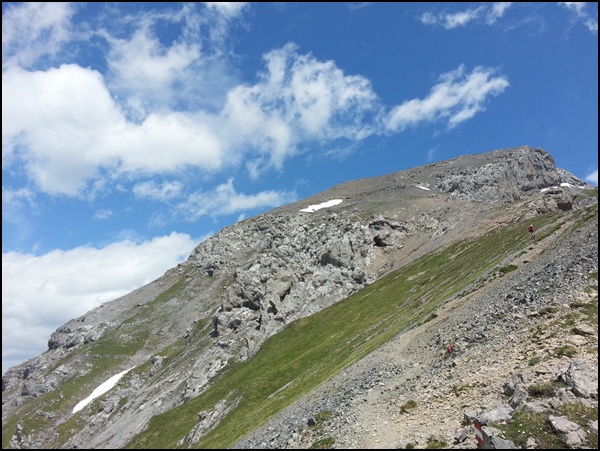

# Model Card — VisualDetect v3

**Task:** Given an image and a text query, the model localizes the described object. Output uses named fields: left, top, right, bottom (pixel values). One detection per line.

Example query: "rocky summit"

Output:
left=2, top=145, right=598, bottom=449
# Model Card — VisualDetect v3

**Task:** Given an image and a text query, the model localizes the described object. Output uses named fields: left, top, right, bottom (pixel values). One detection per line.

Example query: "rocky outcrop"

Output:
left=208, top=214, right=376, bottom=355
left=434, top=146, right=563, bottom=202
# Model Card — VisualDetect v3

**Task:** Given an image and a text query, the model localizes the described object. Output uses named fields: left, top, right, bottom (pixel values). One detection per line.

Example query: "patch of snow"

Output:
left=541, top=186, right=559, bottom=192
left=415, top=184, right=431, bottom=191
left=542, top=183, right=580, bottom=193
left=299, top=199, right=343, bottom=212
left=73, top=367, right=135, bottom=413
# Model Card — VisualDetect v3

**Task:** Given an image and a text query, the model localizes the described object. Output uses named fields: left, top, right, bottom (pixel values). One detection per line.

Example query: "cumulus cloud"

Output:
left=2, top=64, right=127, bottom=195
left=1, top=232, right=198, bottom=374
left=222, top=43, right=381, bottom=176
left=2, top=64, right=227, bottom=196
left=3, top=40, right=389, bottom=196
left=585, top=169, right=598, bottom=185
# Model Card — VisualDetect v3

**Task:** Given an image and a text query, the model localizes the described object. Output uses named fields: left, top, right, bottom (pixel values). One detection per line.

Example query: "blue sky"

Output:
left=2, top=2, right=598, bottom=375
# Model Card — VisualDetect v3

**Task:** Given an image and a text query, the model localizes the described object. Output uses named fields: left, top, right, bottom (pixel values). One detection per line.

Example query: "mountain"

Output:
left=2, top=145, right=598, bottom=449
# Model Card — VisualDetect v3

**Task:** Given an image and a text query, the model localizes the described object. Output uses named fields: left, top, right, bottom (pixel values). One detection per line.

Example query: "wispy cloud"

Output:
left=419, top=3, right=513, bottom=29
left=420, top=2, right=597, bottom=34
left=133, top=180, right=184, bottom=201
left=385, top=65, right=509, bottom=132
left=176, top=178, right=297, bottom=221
left=2, top=2, right=78, bottom=69
left=93, top=209, right=113, bottom=220
left=559, top=2, right=598, bottom=33
left=585, top=169, right=598, bottom=185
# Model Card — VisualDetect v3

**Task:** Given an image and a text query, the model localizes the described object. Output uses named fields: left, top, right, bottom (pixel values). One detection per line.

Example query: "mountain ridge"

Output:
left=2, top=145, right=597, bottom=449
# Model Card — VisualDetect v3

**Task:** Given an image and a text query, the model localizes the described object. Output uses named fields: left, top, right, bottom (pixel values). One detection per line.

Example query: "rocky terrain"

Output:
left=233, top=200, right=598, bottom=449
left=2, top=145, right=598, bottom=449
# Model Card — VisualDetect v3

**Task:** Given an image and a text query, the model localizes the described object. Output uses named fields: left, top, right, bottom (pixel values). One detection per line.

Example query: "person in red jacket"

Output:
left=528, top=225, right=536, bottom=240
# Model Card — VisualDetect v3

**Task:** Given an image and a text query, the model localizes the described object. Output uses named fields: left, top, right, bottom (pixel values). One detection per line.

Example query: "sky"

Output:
left=2, top=2, right=598, bottom=375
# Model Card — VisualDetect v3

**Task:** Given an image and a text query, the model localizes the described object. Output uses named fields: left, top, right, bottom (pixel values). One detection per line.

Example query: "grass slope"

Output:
left=126, top=212, right=567, bottom=449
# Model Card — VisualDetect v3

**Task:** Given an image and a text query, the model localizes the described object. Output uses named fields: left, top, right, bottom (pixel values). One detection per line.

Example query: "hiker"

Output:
left=528, top=225, right=536, bottom=240
left=447, top=343, right=455, bottom=354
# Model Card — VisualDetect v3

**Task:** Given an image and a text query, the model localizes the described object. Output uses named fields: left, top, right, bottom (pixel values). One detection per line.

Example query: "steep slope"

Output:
left=234, top=201, right=598, bottom=449
left=1, top=145, right=597, bottom=449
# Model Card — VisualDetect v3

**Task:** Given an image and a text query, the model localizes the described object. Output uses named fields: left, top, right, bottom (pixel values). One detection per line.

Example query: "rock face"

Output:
left=433, top=146, right=561, bottom=202
left=1, top=145, right=597, bottom=449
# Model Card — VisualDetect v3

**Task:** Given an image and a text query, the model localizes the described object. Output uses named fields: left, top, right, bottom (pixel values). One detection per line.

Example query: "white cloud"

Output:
left=2, top=187, right=36, bottom=210
left=93, top=209, right=113, bottom=220
left=585, top=169, right=598, bottom=185
left=2, top=64, right=226, bottom=196
left=386, top=65, right=509, bottom=132
left=419, top=3, right=513, bottom=29
left=426, top=147, right=438, bottom=162
left=204, top=2, right=249, bottom=20
left=110, top=112, right=225, bottom=173
left=2, top=64, right=127, bottom=195
left=176, top=178, right=297, bottom=221
left=3, top=40, right=383, bottom=199
left=487, top=2, right=514, bottom=25
left=1, top=2, right=78, bottom=68
left=4, top=2, right=513, bottom=205
left=559, top=2, right=598, bottom=33
left=105, top=26, right=201, bottom=113
left=223, top=43, right=380, bottom=175
left=420, top=2, right=597, bottom=34
left=2, top=232, right=198, bottom=374
left=133, top=180, right=185, bottom=201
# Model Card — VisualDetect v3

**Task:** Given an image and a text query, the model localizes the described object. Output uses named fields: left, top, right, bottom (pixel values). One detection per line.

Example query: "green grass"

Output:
left=309, top=436, right=335, bottom=449
left=498, top=264, right=518, bottom=274
left=425, top=436, right=448, bottom=448
left=497, top=402, right=598, bottom=449
left=554, top=345, right=577, bottom=358
left=126, top=215, right=561, bottom=449
left=497, top=409, right=565, bottom=448
left=528, top=356, right=541, bottom=366
left=1, top=275, right=191, bottom=448
left=527, top=383, right=556, bottom=398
